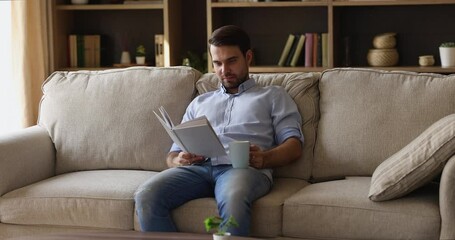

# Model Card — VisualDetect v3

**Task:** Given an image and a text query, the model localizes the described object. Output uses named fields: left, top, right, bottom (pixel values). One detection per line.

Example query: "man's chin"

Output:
left=222, top=79, right=237, bottom=86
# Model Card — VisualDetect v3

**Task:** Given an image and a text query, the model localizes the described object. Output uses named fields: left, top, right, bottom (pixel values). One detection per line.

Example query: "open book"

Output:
left=154, top=106, right=227, bottom=157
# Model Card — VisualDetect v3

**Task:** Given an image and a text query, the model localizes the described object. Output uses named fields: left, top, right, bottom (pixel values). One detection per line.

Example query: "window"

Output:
left=0, top=1, right=22, bottom=134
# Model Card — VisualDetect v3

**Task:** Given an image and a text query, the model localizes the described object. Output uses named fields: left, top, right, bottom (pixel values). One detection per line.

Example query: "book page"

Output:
left=154, top=107, right=226, bottom=157
left=158, top=106, right=174, bottom=128
left=153, top=111, right=188, bottom=152
left=173, top=119, right=226, bottom=157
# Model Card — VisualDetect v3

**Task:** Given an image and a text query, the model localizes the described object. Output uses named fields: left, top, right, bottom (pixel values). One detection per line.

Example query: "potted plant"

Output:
left=439, top=42, right=455, bottom=67
left=136, top=44, right=146, bottom=65
left=204, top=215, right=239, bottom=240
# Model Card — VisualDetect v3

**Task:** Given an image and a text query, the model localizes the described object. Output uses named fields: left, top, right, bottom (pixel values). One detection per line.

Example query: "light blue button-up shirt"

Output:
left=170, top=78, right=303, bottom=180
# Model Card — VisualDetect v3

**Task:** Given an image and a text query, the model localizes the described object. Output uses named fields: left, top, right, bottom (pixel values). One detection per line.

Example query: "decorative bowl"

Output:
left=373, top=33, right=397, bottom=49
left=418, top=55, right=435, bottom=67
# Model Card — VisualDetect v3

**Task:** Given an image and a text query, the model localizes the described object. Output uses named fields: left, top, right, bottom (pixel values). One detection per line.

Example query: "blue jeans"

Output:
left=134, top=161, right=272, bottom=236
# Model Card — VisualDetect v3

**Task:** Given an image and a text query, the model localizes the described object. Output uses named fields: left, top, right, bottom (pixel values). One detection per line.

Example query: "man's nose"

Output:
left=221, top=64, right=230, bottom=74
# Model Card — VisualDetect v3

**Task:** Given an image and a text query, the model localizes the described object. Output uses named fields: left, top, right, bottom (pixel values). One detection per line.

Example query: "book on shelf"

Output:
left=154, top=34, right=164, bottom=67
left=77, top=35, right=84, bottom=68
left=285, top=34, right=300, bottom=67
left=312, top=33, right=318, bottom=67
left=277, top=34, right=296, bottom=67
left=69, top=35, right=77, bottom=68
left=321, top=33, right=328, bottom=67
left=290, top=34, right=306, bottom=67
left=68, top=34, right=101, bottom=68
left=277, top=32, right=327, bottom=67
left=154, top=106, right=226, bottom=158
left=317, top=33, right=323, bottom=67
left=304, top=33, right=314, bottom=67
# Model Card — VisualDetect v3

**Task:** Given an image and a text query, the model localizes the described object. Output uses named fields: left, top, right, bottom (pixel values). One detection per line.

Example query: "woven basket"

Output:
left=373, top=33, right=396, bottom=49
left=367, top=49, right=399, bottom=67
left=419, top=55, right=435, bottom=66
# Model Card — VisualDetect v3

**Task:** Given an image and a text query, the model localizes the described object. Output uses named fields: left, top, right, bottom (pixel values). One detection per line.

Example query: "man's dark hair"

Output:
left=208, top=25, right=251, bottom=56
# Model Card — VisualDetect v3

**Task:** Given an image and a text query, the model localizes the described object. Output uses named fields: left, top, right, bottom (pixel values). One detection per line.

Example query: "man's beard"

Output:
left=222, top=73, right=248, bottom=91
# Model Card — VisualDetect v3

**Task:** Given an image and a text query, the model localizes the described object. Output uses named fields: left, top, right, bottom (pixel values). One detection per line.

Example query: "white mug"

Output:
left=228, top=141, right=250, bottom=169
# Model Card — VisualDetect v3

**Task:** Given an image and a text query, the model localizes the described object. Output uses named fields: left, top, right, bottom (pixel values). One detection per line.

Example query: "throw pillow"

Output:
left=369, top=114, right=455, bottom=201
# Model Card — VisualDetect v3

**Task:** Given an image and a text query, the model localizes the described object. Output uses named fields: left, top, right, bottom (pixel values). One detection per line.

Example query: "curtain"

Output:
left=11, top=0, right=50, bottom=128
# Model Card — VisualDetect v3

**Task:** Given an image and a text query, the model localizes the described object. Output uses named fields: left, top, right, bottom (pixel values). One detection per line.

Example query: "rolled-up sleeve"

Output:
left=272, top=88, right=304, bottom=145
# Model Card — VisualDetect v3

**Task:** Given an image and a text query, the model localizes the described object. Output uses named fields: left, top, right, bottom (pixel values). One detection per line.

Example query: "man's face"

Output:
left=210, top=44, right=252, bottom=94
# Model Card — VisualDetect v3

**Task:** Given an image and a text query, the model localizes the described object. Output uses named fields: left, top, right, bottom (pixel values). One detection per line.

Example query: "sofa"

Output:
left=0, top=66, right=454, bottom=240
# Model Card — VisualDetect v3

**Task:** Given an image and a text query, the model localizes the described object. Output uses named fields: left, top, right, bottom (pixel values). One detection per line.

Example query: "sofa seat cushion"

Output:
left=314, top=68, right=455, bottom=181
left=283, top=177, right=440, bottom=240
left=39, top=67, right=201, bottom=174
left=0, top=170, right=156, bottom=230
left=133, top=178, right=309, bottom=238
left=196, top=72, right=320, bottom=180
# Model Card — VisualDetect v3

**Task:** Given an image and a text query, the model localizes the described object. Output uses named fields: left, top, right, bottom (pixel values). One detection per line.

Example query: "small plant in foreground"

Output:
left=204, top=215, right=239, bottom=236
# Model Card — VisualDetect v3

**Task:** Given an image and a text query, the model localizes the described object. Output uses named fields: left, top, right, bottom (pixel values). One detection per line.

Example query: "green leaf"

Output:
left=440, top=42, right=455, bottom=48
left=203, top=215, right=238, bottom=235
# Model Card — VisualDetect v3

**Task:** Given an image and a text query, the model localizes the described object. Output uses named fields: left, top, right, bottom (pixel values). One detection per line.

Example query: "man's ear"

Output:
left=246, top=49, right=253, bottom=66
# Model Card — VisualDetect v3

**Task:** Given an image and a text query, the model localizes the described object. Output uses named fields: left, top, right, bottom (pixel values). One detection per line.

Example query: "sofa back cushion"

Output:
left=39, top=67, right=201, bottom=174
left=196, top=72, right=320, bottom=180
left=313, top=68, right=455, bottom=181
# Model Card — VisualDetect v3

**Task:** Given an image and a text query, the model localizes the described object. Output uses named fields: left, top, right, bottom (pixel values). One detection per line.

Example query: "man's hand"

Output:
left=167, top=152, right=205, bottom=168
left=249, top=144, right=266, bottom=169
left=249, top=137, right=302, bottom=169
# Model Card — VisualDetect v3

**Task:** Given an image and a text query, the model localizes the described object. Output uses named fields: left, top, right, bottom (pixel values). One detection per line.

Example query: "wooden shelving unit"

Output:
left=207, top=0, right=455, bottom=73
left=48, top=0, right=455, bottom=74
left=49, top=0, right=182, bottom=72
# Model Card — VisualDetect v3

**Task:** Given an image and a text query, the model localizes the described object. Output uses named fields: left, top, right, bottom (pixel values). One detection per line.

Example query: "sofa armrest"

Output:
left=439, top=155, right=455, bottom=240
left=0, top=126, right=55, bottom=196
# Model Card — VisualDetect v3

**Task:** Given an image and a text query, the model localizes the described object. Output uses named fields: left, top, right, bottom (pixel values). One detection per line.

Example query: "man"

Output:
left=134, top=25, right=303, bottom=236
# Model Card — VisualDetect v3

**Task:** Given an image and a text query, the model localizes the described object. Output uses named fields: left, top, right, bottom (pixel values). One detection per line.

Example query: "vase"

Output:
left=120, top=51, right=131, bottom=64
left=213, top=232, right=231, bottom=240
left=136, top=56, right=146, bottom=65
left=439, top=47, right=455, bottom=67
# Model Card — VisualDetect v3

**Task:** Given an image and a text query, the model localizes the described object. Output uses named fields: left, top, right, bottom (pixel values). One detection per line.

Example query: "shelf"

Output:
left=249, top=66, right=328, bottom=73
left=363, top=66, right=455, bottom=73
left=211, top=0, right=455, bottom=7
left=248, top=66, right=455, bottom=74
left=333, top=0, right=455, bottom=6
left=56, top=4, right=164, bottom=10
left=55, top=67, right=112, bottom=71
left=55, top=66, right=455, bottom=74
left=211, top=1, right=328, bottom=8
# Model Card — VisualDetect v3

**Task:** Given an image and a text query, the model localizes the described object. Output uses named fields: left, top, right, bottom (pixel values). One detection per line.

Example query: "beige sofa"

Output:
left=1, top=66, right=454, bottom=240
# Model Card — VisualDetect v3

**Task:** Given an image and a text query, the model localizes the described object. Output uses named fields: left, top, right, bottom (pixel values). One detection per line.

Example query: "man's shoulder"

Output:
left=255, top=84, right=288, bottom=95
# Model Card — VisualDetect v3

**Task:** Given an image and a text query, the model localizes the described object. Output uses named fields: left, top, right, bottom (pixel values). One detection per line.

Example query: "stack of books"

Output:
left=277, top=32, right=328, bottom=67
left=68, top=34, right=101, bottom=68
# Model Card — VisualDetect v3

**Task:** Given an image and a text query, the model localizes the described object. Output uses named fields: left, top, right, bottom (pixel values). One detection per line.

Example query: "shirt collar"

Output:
left=221, top=77, right=256, bottom=95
